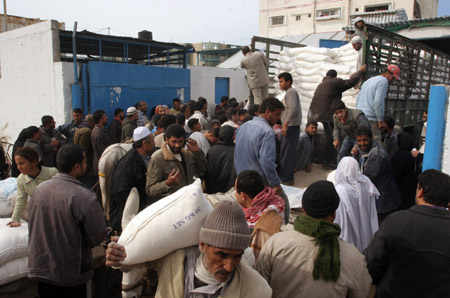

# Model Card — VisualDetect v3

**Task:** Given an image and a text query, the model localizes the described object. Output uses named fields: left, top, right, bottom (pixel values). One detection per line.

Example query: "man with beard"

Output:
left=28, top=144, right=107, bottom=298
left=146, top=124, right=207, bottom=201
left=136, top=101, right=149, bottom=127
left=106, top=200, right=271, bottom=298
left=353, top=126, right=400, bottom=224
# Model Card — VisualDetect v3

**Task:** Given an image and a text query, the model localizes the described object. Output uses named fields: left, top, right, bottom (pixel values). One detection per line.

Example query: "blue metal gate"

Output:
left=84, top=61, right=190, bottom=123
left=214, top=77, right=229, bottom=105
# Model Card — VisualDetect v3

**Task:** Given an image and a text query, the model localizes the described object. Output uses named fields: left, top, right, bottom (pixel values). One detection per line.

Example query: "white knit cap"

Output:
left=351, top=36, right=362, bottom=44
left=133, top=127, right=151, bottom=141
left=127, top=107, right=138, bottom=116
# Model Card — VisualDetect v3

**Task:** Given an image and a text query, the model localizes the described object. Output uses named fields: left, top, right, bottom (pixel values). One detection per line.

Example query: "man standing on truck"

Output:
left=240, top=46, right=270, bottom=105
left=356, top=64, right=400, bottom=142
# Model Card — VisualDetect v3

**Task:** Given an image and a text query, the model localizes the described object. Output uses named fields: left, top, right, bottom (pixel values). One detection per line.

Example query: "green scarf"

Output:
left=294, top=214, right=341, bottom=282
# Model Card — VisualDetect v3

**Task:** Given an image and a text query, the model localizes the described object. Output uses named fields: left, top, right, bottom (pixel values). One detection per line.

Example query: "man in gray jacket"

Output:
left=278, top=72, right=302, bottom=185
left=241, top=46, right=270, bottom=105
left=28, top=144, right=107, bottom=298
left=353, top=126, right=401, bottom=224
left=331, top=100, right=370, bottom=161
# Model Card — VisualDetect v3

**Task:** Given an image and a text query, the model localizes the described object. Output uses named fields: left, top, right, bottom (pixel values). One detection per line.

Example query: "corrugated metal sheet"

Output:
left=375, top=15, right=450, bottom=29
left=343, top=9, right=408, bottom=32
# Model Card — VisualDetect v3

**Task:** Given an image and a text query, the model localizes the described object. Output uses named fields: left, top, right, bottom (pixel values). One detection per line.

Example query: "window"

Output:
left=365, top=3, right=391, bottom=12
left=271, top=16, right=284, bottom=25
left=316, top=8, right=341, bottom=20
left=295, top=15, right=301, bottom=21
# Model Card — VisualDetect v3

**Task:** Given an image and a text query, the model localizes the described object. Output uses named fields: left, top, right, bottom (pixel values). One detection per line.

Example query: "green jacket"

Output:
left=11, top=166, right=58, bottom=222
left=121, top=118, right=137, bottom=142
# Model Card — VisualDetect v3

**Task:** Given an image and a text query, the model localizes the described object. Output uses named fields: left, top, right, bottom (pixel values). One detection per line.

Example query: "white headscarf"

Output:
left=334, top=157, right=379, bottom=252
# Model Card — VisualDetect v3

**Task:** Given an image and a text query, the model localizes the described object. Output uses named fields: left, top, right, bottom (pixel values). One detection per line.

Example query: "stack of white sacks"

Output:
left=273, top=42, right=359, bottom=127
left=0, top=178, right=28, bottom=286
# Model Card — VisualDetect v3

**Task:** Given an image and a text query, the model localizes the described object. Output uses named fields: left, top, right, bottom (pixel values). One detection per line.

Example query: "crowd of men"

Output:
left=2, top=35, right=448, bottom=298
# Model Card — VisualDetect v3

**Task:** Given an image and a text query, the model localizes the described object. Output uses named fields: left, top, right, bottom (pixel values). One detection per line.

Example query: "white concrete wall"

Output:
left=188, top=66, right=248, bottom=106
left=0, top=20, right=74, bottom=143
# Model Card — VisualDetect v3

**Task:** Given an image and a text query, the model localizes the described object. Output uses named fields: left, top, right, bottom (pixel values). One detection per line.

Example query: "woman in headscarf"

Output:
left=333, top=157, right=379, bottom=252
left=391, top=133, right=417, bottom=210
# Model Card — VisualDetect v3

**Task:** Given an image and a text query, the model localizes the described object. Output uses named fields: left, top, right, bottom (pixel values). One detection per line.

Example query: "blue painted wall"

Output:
left=86, top=61, right=190, bottom=124
left=214, top=77, right=229, bottom=105
left=319, top=39, right=347, bottom=49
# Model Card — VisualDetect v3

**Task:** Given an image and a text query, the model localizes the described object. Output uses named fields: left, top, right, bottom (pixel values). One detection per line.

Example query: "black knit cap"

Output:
left=302, top=180, right=340, bottom=218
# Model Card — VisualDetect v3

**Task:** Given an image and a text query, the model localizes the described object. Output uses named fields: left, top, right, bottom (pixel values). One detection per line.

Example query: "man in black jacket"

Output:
left=108, top=127, right=155, bottom=233
left=308, top=65, right=366, bottom=168
left=205, top=125, right=236, bottom=194
left=364, top=169, right=450, bottom=298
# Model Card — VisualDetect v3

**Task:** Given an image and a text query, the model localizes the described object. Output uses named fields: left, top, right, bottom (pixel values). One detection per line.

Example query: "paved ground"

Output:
left=293, top=163, right=333, bottom=189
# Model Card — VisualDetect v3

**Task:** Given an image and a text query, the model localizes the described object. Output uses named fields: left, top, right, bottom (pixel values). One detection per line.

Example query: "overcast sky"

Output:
left=6, top=0, right=260, bottom=45
left=5, top=0, right=450, bottom=45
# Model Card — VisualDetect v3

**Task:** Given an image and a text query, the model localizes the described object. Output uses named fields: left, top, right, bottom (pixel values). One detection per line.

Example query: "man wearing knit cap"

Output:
left=256, top=180, right=371, bottom=297
left=121, top=107, right=139, bottom=142
left=106, top=200, right=272, bottom=297
left=109, top=127, right=155, bottom=233
left=205, top=125, right=236, bottom=194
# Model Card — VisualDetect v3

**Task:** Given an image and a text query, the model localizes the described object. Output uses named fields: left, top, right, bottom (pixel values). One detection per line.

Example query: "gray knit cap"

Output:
left=199, top=200, right=251, bottom=250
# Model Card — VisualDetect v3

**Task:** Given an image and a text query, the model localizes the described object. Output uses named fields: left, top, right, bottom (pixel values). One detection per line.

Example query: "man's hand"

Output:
left=186, top=138, right=199, bottom=152
left=378, top=121, right=385, bottom=129
left=50, top=139, right=59, bottom=148
left=333, top=140, right=339, bottom=149
left=273, top=185, right=282, bottom=195
left=7, top=221, right=21, bottom=227
left=166, top=169, right=181, bottom=187
left=359, top=64, right=367, bottom=73
left=411, top=149, right=420, bottom=158
left=105, top=237, right=126, bottom=267
left=351, top=146, right=358, bottom=156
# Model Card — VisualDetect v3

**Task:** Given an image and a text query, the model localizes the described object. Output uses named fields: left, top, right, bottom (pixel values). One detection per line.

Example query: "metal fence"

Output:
left=364, top=24, right=450, bottom=127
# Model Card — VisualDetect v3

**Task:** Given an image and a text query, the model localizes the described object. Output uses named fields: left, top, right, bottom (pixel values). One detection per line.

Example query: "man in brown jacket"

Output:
left=308, top=65, right=366, bottom=168
left=91, top=110, right=112, bottom=174
left=146, top=124, right=207, bottom=202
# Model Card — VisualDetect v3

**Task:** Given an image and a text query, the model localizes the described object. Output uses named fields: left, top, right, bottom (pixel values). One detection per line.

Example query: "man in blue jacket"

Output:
left=356, top=64, right=400, bottom=141
left=235, top=98, right=290, bottom=221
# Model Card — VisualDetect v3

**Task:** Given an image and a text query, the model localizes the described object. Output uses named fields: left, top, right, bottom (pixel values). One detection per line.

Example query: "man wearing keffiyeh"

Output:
left=255, top=180, right=372, bottom=297
left=235, top=170, right=285, bottom=259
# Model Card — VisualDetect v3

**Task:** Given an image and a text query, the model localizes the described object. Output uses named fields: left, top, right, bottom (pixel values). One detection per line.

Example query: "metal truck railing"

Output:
left=363, top=24, right=450, bottom=128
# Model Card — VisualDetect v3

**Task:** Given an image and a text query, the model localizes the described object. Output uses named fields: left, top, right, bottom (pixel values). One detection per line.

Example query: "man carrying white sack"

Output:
left=105, top=200, right=272, bottom=298
left=351, top=35, right=363, bottom=71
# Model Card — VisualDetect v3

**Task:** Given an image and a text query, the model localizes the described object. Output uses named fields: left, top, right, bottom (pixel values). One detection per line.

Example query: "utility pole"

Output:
left=2, top=0, right=7, bottom=32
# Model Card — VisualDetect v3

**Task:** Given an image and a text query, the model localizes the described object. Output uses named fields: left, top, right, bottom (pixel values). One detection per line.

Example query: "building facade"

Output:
left=259, top=0, right=439, bottom=37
